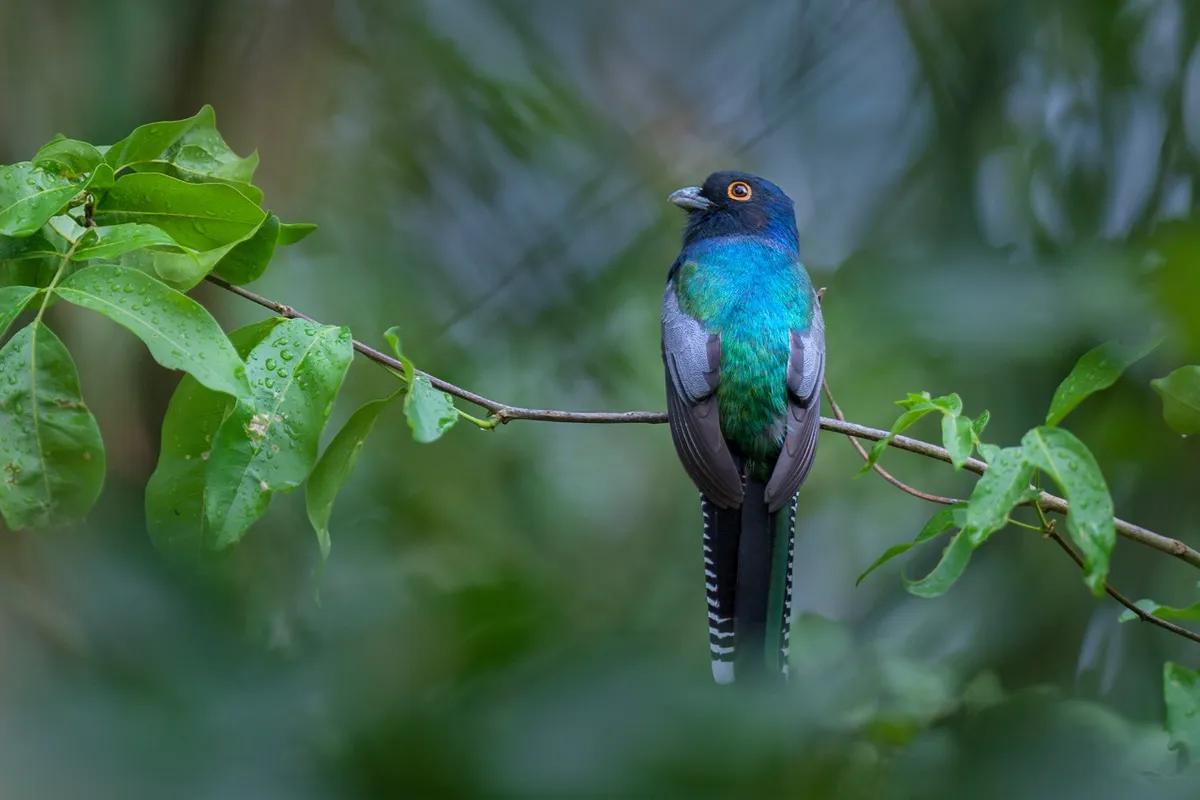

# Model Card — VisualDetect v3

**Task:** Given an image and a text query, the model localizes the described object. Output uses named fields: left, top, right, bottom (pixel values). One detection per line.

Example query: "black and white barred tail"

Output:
left=701, top=485, right=797, bottom=684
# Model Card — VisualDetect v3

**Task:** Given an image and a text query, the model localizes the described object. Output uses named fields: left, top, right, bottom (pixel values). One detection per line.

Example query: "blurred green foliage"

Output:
left=3, top=0, right=1200, bottom=797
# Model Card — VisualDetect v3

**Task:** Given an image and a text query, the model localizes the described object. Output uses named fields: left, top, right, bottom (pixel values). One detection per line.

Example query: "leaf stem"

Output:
left=33, top=237, right=82, bottom=324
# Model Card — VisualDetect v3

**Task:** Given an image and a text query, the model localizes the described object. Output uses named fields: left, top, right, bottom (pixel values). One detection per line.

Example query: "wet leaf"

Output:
left=33, top=136, right=103, bottom=178
left=942, top=414, right=974, bottom=470
left=905, top=447, right=1036, bottom=598
left=55, top=265, right=249, bottom=398
left=104, top=107, right=207, bottom=171
left=212, top=214, right=278, bottom=285
left=1046, top=339, right=1160, bottom=426
left=160, top=105, right=259, bottom=183
left=0, top=322, right=105, bottom=528
left=0, top=286, right=39, bottom=339
left=72, top=223, right=183, bottom=261
left=961, top=446, right=1036, bottom=546
left=145, top=319, right=281, bottom=553
left=0, top=230, right=62, bottom=288
left=204, top=319, right=353, bottom=547
left=93, top=172, right=265, bottom=251
left=0, top=162, right=88, bottom=237
left=405, top=375, right=458, bottom=443
left=1021, top=426, right=1114, bottom=594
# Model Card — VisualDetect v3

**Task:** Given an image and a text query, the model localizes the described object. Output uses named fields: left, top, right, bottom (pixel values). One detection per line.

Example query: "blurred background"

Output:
left=3, top=0, right=1200, bottom=797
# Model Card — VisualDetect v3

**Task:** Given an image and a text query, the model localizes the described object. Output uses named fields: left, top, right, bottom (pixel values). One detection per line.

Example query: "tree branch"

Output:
left=1045, top=528, right=1200, bottom=646
left=820, top=381, right=1200, bottom=646
left=204, top=275, right=1200, bottom=574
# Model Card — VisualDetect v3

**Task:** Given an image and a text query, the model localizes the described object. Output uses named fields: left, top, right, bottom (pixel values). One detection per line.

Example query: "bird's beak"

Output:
left=668, top=186, right=714, bottom=212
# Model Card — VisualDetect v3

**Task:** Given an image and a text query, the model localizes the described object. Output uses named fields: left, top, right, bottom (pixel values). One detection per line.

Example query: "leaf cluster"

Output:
left=0, top=108, right=461, bottom=554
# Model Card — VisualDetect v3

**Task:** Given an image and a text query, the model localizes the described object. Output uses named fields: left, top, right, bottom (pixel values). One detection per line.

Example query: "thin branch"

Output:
left=821, top=379, right=1200, bottom=645
left=1045, top=528, right=1200, bottom=646
left=203, top=275, right=1200, bottom=572
left=822, top=382, right=958, bottom=506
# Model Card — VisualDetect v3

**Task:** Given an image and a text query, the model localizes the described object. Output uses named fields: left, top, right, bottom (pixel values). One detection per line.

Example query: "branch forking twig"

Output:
left=204, top=274, right=1200, bottom=645
left=820, top=381, right=1200, bottom=646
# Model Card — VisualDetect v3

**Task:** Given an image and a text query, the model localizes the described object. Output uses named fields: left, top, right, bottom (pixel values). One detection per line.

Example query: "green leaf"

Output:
left=383, top=325, right=415, bottom=383
left=0, top=162, right=87, bottom=237
left=1046, top=339, right=1160, bottom=426
left=862, top=392, right=967, bottom=473
left=277, top=222, right=317, bottom=246
left=941, top=413, right=974, bottom=469
left=212, top=213, right=278, bottom=284
left=72, top=223, right=183, bottom=261
left=903, top=447, right=1036, bottom=598
left=857, top=504, right=964, bottom=586
left=104, top=107, right=206, bottom=171
left=1152, top=366, right=1200, bottom=435
left=160, top=105, right=258, bottom=183
left=306, top=393, right=398, bottom=558
left=1021, top=426, right=1115, bottom=595
left=117, top=213, right=279, bottom=290
left=145, top=319, right=281, bottom=553
left=0, top=286, right=39, bottom=339
left=93, top=172, right=266, bottom=251
left=55, top=265, right=249, bottom=398
left=861, top=404, right=936, bottom=473
left=204, top=319, right=354, bottom=547
left=33, top=136, right=103, bottom=178
left=971, top=410, right=990, bottom=445
left=905, top=528, right=977, bottom=598
left=118, top=243, right=220, bottom=291
left=961, top=446, right=1037, bottom=546
left=110, top=107, right=262, bottom=202
left=1118, top=598, right=1200, bottom=624
left=0, top=230, right=63, bottom=288
left=405, top=375, right=457, bottom=443
left=1164, top=662, right=1200, bottom=763
left=126, top=158, right=264, bottom=205
left=925, top=392, right=962, bottom=416
left=0, top=322, right=105, bottom=528
left=380, top=327, right=457, bottom=443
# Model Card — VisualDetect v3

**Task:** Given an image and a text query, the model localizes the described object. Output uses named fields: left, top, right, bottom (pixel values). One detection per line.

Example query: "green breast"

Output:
left=675, top=238, right=813, bottom=476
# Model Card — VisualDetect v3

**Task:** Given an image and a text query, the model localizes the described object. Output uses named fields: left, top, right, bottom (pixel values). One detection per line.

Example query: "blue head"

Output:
left=669, top=171, right=799, bottom=253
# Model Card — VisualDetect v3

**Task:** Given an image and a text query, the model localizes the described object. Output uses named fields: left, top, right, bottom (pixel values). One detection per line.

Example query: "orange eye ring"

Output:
left=727, top=181, right=752, bottom=202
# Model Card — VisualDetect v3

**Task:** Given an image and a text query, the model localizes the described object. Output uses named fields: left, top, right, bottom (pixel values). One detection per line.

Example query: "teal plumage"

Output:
left=662, top=172, right=824, bottom=683
left=674, top=236, right=815, bottom=479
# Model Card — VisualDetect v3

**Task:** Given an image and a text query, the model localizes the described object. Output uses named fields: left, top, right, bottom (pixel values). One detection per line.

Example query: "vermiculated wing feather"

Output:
left=765, top=304, right=825, bottom=511
left=662, top=283, right=743, bottom=508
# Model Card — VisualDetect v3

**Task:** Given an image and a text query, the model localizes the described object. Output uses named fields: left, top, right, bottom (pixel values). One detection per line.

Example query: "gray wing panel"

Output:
left=764, top=304, right=825, bottom=511
left=662, top=283, right=743, bottom=508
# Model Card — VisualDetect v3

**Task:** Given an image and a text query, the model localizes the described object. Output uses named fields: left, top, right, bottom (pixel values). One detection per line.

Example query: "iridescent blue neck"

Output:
left=682, top=213, right=800, bottom=256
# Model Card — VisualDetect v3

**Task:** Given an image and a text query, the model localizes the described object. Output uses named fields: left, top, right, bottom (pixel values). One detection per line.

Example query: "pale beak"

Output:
left=668, top=186, right=714, bottom=211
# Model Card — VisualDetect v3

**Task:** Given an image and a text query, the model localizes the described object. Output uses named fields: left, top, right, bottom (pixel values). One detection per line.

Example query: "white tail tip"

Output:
left=711, top=661, right=735, bottom=684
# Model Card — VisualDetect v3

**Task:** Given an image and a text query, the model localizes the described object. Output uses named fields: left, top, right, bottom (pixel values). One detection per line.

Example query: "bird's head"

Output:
left=669, top=171, right=798, bottom=251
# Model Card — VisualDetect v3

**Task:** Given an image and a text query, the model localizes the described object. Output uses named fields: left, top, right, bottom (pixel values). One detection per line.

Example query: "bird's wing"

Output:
left=764, top=303, right=825, bottom=511
left=662, top=282, right=743, bottom=508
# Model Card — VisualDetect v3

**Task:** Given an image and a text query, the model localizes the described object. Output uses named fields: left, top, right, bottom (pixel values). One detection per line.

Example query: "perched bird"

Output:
left=661, top=172, right=824, bottom=684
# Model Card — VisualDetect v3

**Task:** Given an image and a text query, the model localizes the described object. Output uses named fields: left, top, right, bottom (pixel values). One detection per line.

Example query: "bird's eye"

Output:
left=727, top=181, right=752, bottom=202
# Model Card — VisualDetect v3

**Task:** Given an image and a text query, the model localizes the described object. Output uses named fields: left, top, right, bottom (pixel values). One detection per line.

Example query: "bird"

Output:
left=661, top=171, right=824, bottom=684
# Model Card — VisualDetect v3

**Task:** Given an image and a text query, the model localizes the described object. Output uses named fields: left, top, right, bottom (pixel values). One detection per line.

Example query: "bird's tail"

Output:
left=701, top=482, right=795, bottom=684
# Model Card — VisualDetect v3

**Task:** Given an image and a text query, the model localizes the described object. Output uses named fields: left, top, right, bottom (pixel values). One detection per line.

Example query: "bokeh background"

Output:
left=3, top=1, right=1200, bottom=797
